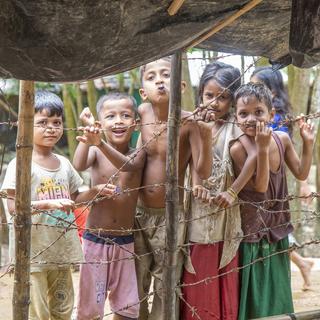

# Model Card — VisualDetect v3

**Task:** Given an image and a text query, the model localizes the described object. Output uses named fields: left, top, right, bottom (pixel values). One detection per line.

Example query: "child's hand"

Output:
left=192, top=185, right=210, bottom=202
left=255, top=121, right=272, bottom=151
left=76, top=123, right=102, bottom=146
left=32, top=199, right=75, bottom=214
left=194, top=105, right=216, bottom=125
left=298, top=116, right=314, bottom=144
left=211, top=191, right=236, bottom=208
left=95, top=183, right=119, bottom=199
left=79, top=107, right=95, bottom=126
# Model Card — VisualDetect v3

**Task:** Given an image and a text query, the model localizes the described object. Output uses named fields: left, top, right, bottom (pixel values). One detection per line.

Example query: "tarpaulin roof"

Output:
left=0, top=0, right=319, bottom=82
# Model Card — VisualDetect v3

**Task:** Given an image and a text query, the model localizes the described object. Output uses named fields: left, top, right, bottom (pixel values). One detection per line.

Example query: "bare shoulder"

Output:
left=273, top=130, right=291, bottom=148
left=230, top=140, right=247, bottom=162
left=138, top=102, right=153, bottom=119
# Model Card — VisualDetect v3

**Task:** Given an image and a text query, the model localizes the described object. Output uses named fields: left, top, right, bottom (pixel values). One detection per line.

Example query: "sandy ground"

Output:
left=0, top=259, right=320, bottom=319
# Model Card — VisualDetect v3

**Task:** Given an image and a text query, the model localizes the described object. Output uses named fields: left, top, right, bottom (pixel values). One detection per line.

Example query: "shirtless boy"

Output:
left=73, top=93, right=144, bottom=320
left=84, top=57, right=214, bottom=319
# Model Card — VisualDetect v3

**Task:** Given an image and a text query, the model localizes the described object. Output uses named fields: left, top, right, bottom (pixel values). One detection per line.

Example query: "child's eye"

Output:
left=37, top=120, right=47, bottom=127
left=163, top=72, right=170, bottom=78
left=204, top=93, right=214, bottom=99
left=105, top=114, right=114, bottom=119
left=53, top=121, right=62, bottom=127
left=146, top=74, right=155, bottom=81
left=256, top=110, right=264, bottom=116
left=123, top=114, right=132, bottom=119
left=238, top=112, right=247, bottom=118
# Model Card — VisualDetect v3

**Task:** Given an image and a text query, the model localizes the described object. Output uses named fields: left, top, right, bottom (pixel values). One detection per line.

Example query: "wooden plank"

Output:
left=167, top=0, right=186, bottom=16
left=188, top=0, right=263, bottom=49
left=254, top=309, right=320, bottom=320
left=13, top=80, right=34, bottom=320
left=163, top=51, right=182, bottom=320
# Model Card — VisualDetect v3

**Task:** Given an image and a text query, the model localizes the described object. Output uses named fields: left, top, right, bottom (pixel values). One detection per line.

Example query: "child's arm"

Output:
left=190, top=161, right=211, bottom=203
left=76, top=126, right=146, bottom=172
left=73, top=108, right=97, bottom=171
left=188, top=109, right=214, bottom=180
left=5, top=189, right=75, bottom=215
left=282, top=119, right=314, bottom=180
left=71, top=183, right=118, bottom=204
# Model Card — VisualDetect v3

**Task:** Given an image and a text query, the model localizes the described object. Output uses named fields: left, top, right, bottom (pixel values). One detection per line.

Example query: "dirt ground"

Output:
left=0, top=260, right=320, bottom=319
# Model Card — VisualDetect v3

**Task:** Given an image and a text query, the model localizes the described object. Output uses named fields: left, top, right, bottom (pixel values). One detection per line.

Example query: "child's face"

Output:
left=99, top=98, right=136, bottom=146
left=33, top=110, right=63, bottom=148
left=139, top=59, right=171, bottom=105
left=202, top=79, right=232, bottom=120
left=236, top=96, right=273, bottom=137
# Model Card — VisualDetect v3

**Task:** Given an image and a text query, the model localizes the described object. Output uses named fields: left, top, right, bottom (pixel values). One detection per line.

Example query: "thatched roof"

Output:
left=0, top=0, right=319, bottom=82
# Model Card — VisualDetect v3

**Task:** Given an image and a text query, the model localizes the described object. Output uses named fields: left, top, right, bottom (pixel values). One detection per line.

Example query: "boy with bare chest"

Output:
left=87, top=57, right=214, bottom=319
left=73, top=93, right=144, bottom=320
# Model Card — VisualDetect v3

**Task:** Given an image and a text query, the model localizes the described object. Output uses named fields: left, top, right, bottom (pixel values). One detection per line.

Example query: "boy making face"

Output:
left=74, top=93, right=143, bottom=320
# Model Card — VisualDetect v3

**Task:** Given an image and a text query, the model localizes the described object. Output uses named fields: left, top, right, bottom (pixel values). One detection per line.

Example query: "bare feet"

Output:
left=300, top=259, right=314, bottom=291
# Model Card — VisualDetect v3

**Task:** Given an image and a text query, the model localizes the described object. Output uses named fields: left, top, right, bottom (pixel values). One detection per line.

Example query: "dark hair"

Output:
left=251, top=67, right=292, bottom=116
left=96, top=92, right=138, bottom=117
left=139, top=56, right=172, bottom=86
left=198, top=61, right=241, bottom=104
left=235, top=82, right=273, bottom=111
left=35, top=90, right=64, bottom=117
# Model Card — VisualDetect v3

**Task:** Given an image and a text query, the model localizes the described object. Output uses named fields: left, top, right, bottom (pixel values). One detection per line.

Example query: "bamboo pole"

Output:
left=13, top=80, right=34, bottom=320
left=187, top=0, right=263, bottom=49
left=163, top=51, right=182, bottom=320
left=254, top=309, right=320, bottom=319
left=167, top=0, right=186, bottom=16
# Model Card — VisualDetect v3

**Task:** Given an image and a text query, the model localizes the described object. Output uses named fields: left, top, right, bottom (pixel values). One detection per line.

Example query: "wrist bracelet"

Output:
left=226, top=187, right=238, bottom=200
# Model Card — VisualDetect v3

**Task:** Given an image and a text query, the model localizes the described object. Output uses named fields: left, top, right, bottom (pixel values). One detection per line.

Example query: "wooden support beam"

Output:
left=188, top=0, right=263, bottom=49
left=167, top=0, right=186, bottom=16
left=253, top=309, right=320, bottom=320
left=163, top=51, right=182, bottom=320
left=13, top=80, right=34, bottom=320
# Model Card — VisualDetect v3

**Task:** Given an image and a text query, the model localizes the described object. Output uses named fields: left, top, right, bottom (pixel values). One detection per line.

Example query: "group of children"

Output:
left=1, top=56, right=315, bottom=320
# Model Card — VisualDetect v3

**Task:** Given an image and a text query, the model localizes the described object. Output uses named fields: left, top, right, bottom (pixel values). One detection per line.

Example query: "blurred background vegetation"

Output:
left=1, top=49, right=320, bottom=256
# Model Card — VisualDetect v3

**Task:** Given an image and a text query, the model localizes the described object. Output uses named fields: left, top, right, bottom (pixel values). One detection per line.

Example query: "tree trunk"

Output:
left=181, top=52, right=195, bottom=112
left=287, top=67, right=311, bottom=245
left=13, top=80, right=34, bottom=320
left=86, top=80, right=98, bottom=119
left=62, top=84, right=77, bottom=158
left=75, top=83, right=84, bottom=119
left=163, top=51, right=182, bottom=320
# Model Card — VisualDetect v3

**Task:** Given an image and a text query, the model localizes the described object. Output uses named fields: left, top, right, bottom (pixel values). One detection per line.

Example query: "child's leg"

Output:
left=180, top=243, right=221, bottom=320
left=77, top=237, right=109, bottom=320
left=220, top=246, right=239, bottom=320
left=149, top=208, right=185, bottom=320
left=134, top=213, right=154, bottom=320
left=290, top=250, right=314, bottom=290
left=47, top=268, right=74, bottom=320
left=108, top=240, right=139, bottom=319
left=29, top=271, right=50, bottom=320
left=238, top=238, right=294, bottom=320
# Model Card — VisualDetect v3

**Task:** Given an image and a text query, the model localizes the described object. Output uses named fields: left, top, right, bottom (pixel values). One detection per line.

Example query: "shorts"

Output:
left=77, top=231, right=139, bottom=319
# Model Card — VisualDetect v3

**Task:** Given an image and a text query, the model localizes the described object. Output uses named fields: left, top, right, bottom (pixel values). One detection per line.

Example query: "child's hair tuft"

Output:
left=235, top=82, right=273, bottom=110
left=96, top=92, right=138, bottom=117
left=198, top=61, right=241, bottom=104
left=35, top=90, right=64, bottom=117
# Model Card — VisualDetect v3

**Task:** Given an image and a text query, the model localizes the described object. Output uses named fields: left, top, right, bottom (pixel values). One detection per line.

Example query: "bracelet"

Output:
left=226, top=187, right=238, bottom=200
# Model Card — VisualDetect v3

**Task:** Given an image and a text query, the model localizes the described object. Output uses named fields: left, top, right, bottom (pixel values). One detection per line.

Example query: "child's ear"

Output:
left=139, top=88, right=148, bottom=101
left=181, top=81, right=187, bottom=94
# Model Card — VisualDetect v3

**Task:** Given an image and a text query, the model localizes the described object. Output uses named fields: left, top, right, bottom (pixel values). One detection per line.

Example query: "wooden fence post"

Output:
left=163, top=51, right=182, bottom=320
left=13, top=80, right=34, bottom=320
